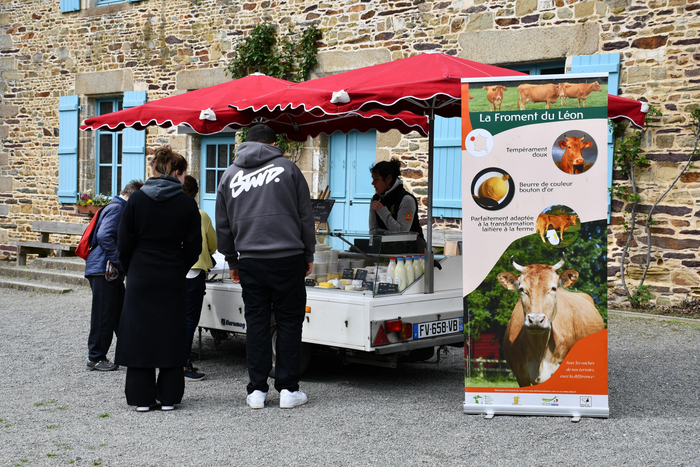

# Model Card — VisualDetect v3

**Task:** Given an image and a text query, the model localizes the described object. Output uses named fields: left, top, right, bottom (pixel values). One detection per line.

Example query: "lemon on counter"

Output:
left=478, top=174, right=509, bottom=201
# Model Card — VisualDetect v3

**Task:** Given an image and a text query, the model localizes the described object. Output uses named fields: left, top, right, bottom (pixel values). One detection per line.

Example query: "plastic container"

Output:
left=404, top=256, right=415, bottom=285
left=350, top=259, right=365, bottom=269
left=329, top=249, right=339, bottom=263
left=328, top=262, right=339, bottom=274
left=313, top=253, right=324, bottom=263
left=338, top=258, right=351, bottom=270
left=394, top=257, right=407, bottom=292
left=386, top=257, right=397, bottom=285
left=314, top=262, right=327, bottom=275
left=413, top=255, right=423, bottom=278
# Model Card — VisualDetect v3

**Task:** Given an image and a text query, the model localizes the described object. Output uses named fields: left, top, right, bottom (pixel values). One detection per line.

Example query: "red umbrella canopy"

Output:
left=80, top=72, right=428, bottom=139
left=608, top=94, right=648, bottom=129
left=232, top=53, right=526, bottom=118
left=81, top=73, right=292, bottom=134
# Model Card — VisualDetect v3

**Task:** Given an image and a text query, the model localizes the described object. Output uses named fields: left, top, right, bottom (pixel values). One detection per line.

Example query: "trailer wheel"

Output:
left=270, top=324, right=311, bottom=377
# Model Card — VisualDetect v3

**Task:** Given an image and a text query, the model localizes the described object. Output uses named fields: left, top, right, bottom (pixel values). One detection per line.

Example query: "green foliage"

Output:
left=631, top=284, right=653, bottom=308
left=226, top=23, right=322, bottom=83
left=466, top=220, right=608, bottom=339
left=226, top=23, right=322, bottom=159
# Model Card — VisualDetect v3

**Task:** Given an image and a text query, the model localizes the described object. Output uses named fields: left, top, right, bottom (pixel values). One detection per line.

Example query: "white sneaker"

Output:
left=246, top=390, right=267, bottom=409
left=160, top=405, right=175, bottom=411
left=280, top=389, right=308, bottom=409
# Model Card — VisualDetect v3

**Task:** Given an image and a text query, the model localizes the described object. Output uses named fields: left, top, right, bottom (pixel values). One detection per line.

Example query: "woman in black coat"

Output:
left=116, top=146, right=202, bottom=412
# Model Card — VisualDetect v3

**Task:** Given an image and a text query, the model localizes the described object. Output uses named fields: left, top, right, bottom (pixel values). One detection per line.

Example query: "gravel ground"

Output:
left=1, top=288, right=699, bottom=466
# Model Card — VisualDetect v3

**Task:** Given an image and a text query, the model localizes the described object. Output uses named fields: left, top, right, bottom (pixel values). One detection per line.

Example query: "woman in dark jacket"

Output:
left=116, top=146, right=202, bottom=412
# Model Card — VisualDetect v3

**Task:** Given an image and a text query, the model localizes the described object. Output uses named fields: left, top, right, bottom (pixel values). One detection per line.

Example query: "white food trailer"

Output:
left=197, top=232, right=464, bottom=370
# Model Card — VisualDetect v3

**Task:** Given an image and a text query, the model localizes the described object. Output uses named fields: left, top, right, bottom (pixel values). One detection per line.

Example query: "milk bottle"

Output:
left=405, top=256, right=415, bottom=285
left=394, top=257, right=408, bottom=292
left=386, top=257, right=397, bottom=285
left=413, top=255, right=423, bottom=278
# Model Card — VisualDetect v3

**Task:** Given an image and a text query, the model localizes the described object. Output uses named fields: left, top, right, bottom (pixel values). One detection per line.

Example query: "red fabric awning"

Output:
left=608, top=94, right=648, bottom=129
left=81, top=73, right=292, bottom=134
left=232, top=53, right=526, bottom=119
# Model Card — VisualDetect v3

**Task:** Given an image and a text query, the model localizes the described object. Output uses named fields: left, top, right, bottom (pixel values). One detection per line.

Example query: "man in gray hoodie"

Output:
left=216, top=124, right=315, bottom=409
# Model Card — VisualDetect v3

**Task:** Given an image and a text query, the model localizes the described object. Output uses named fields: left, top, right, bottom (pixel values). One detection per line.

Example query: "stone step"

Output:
left=0, top=277, right=73, bottom=294
left=0, top=264, right=89, bottom=287
left=32, top=256, right=86, bottom=273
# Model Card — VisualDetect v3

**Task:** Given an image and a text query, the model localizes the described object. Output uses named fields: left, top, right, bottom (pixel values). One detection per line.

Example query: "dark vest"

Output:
left=374, top=184, right=425, bottom=239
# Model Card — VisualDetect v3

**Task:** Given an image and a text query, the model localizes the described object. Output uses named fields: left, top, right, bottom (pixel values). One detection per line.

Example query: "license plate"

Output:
left=413, top=317, right=463, bottom=339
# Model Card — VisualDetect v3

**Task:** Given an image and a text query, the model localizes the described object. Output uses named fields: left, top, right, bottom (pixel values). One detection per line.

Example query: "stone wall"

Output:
left=0, top=0, right=698, bottom=304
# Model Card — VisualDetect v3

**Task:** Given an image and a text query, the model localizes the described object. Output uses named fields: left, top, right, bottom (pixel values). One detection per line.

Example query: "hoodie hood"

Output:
left=379, top=178, right=403, bottom=199
left=141, top=175, right=183, bottom=202
left=233, top=141, right=284, bottom=169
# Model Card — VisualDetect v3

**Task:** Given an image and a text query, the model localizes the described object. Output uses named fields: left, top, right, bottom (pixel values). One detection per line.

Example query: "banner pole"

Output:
left=425, top=108, right=435, bottom=294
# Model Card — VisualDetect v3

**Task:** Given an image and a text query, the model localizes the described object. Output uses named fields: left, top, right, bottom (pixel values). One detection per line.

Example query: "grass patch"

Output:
left=47, top=425, right=58, bottom=429
left=99, top=413, right=109, bottom=418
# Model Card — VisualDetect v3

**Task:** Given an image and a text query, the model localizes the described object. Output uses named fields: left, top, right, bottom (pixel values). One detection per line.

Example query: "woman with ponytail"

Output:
left=116, top=146, right=202, bottom=412
left=369, top=158, right=425, bottom=240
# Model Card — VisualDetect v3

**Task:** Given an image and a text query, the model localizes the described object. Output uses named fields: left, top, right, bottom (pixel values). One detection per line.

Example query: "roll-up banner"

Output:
left=461, top=74, right=609, bottom=418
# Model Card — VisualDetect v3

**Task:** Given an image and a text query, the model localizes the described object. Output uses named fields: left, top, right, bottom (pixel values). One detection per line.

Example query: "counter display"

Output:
left=198, top=231, right=464, bottom=370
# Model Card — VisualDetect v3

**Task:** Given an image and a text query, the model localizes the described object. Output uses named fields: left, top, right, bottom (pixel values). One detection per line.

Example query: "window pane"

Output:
left=99, top=134, right=113, bottom=164
left=117, top=134, right=122, bottom=165
left=218, top=169, right=225, bottom=190
left=99, top=101, right=113, bottom=116
left=230, top=145, right=236, bottom=164
left=206, top=170, right=216, bottom=194
left=99, top=169, right=112, bottom=196
left=117, top=100, right=123, bottom=112
left=218, top=145, right=228, bottom=168
left=207, top=145, right=216, bottom=169
left=117, top=168, right=122, bottom=195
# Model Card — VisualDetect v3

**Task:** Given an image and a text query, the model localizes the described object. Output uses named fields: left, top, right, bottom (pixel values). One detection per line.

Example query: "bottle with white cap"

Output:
left=394, top=257, right=408, bottom=292
left=386, top=257, right=397, bottom=285
left=405, top=256, right=415, bottom=285
left=413, top=255, right=423, bottom=278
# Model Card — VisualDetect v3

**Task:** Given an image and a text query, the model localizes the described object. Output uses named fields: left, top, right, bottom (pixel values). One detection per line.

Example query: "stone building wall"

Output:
left=0, top=0, right=699, bottom=304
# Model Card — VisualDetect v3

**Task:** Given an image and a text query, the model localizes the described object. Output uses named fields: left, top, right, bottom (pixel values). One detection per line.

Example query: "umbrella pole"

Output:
left=424, top=109, right=435, bottom=294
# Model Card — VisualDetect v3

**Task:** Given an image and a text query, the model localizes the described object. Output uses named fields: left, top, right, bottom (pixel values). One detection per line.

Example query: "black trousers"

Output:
left=125, top=367, right=184, bottom=407
left=238, top=254, right=306, bottom=394
left=87, top=272, right=125, bottom=362
left=186, top=271, right=206, bottom=354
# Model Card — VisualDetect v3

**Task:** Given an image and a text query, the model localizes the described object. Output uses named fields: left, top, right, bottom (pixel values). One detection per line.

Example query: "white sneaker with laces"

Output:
left=280, top=389, right=308, bottom=409
left=246, top=390, right=267, bottom=409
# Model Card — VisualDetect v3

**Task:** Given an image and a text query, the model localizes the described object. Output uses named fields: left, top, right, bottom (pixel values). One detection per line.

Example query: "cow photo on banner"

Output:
left=461, top=74, right=609, bottom=418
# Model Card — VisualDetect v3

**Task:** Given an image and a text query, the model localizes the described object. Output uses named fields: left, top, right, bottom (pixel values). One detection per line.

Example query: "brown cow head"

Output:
left=498, top=255, right=579, bottom=334
left=557, top=135, right=593, bottom=173
left=568, top=215, right=579, bottom=225
left=591, top=81, right=603, bottom=91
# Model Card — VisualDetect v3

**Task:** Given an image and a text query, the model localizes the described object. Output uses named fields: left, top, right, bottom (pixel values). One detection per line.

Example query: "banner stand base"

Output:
left=463, top=404, right=609, bottom=419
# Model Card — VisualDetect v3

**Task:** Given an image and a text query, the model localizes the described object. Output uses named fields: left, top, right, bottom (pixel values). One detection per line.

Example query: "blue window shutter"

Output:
left=57, top=95, right=80, bottom=204
left=433, top=116, right=462, bottom=218
left=60, top=0, right=80, bottom=13
left=569, top=53, right=621, bottom=223
left=121, top=91, right=147, bottom=188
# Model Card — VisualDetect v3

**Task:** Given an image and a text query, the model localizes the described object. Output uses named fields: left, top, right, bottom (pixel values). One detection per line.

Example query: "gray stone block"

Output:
left=75, top=69, right=133, bottom=95
left=0, top=35, right=12, bottom=50
left=316, top=49, right=391, bottom=75
left=176, top=68, right=228, bottom=91
left=0, top=176, right=12, bottom=192
left=458, top=23, right=599, bottom=65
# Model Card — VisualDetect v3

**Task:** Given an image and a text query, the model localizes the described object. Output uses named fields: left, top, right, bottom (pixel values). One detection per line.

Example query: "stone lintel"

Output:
left=75, top=69, right=134, bottom=95
left=176, top=67, right=229, bottom=91
left=315, top=48, right=392, bottom=75
left=457, top=23, right=599, bottom=65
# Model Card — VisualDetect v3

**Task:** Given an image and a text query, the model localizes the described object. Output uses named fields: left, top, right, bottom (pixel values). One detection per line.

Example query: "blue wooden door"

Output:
left=200, top=136, right=237, bottom=228
left=328, top=131, right=376, bottom=248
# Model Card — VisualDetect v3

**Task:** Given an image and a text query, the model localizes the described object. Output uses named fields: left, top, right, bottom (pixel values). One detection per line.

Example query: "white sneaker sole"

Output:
left=280, top=399, right=308, bottom=409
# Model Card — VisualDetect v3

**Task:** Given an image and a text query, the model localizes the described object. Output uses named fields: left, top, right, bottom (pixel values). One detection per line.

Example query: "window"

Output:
left=507, top=61, right=565, bottom=76
left=96, top=0, right=126, bottom=4
left=96, top=98, right=123, bottom=197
